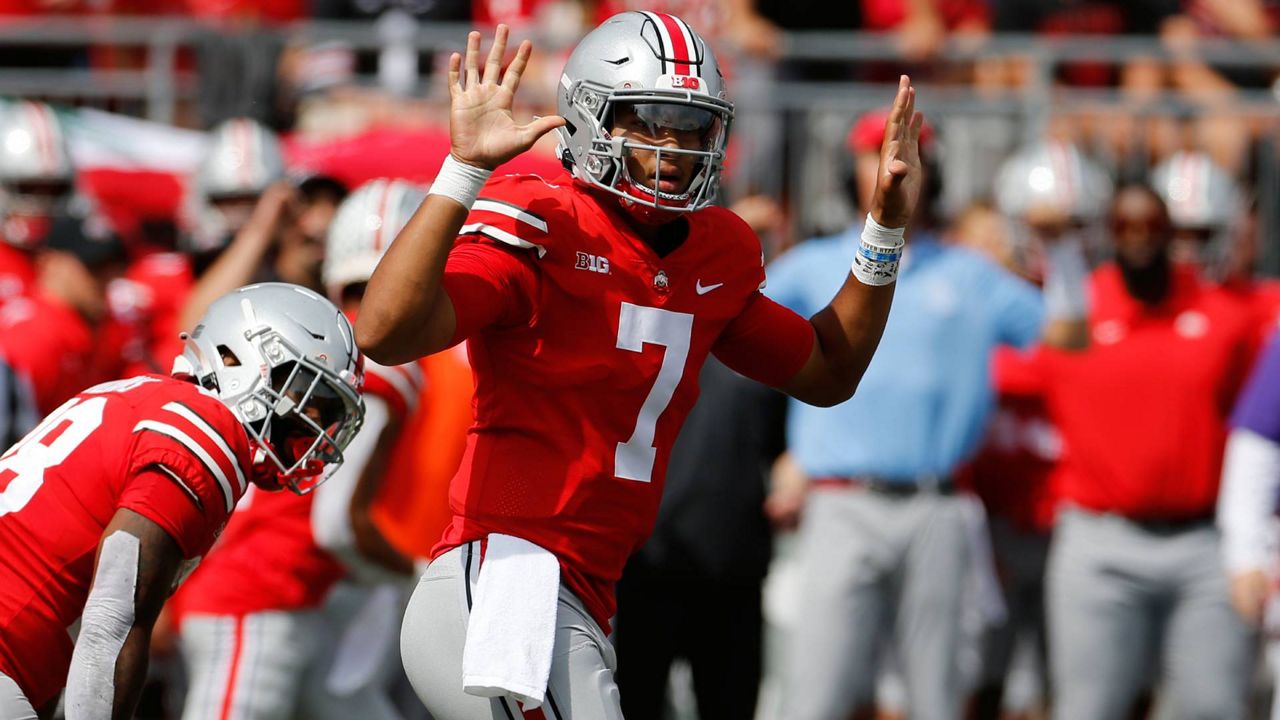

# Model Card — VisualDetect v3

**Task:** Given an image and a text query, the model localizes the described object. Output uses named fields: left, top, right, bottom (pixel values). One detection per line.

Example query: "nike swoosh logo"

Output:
left=695, top=280, right=724, bottom=295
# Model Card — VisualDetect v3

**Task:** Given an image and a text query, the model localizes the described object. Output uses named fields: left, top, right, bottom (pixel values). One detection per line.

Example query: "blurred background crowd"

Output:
left=2, top=0, right=1280, bottom=718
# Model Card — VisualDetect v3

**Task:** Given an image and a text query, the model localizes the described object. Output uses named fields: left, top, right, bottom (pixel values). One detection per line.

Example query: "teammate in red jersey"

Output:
left=172, top=181, right=426, bottom=720
left=358, top=14, right=923, bottom=717
left=0, top=282, right=364, bottom=720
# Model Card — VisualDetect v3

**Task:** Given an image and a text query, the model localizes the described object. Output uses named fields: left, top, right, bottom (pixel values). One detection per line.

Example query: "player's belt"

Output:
left=810, top=475, right=954, bottom=496
left=1122, top=512, right=1215, bottom=534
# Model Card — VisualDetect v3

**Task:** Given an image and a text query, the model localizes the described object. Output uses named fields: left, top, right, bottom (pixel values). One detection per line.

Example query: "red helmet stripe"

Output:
left=372, top=181, right=392, bottom=251
left=670, top=15, right=701, bottom=78
left=234, top=119, right=253, bottom=189
left=656, top=14, right=692, bottom=76
left=25, top=102, right=56, bottom=176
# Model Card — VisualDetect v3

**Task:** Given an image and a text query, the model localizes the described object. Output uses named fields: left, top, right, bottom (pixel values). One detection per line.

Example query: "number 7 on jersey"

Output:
left=614, top=303, right=694, bottom=483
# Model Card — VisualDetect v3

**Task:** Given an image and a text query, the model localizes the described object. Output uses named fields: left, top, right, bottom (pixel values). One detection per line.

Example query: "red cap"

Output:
left=847, top=108, right=934, bottom=155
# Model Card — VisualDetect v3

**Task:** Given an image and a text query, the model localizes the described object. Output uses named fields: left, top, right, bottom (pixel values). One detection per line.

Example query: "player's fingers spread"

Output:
left=886, top=75, right=909, bottom=126
left=520, top=115, right=567, bottom=143
left=465, top=31, right=482, bottom=87
left=502, top=40, right=533, bottom=92
left=447, top=53, right=462, bottom=97
left=483, top=24, right=508, bottom=85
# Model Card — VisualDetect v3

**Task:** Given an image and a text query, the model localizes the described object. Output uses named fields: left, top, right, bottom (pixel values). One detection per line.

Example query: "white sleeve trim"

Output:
left=159, top=402, right=246, bottom=493
left=472, top=199, right=548, bottom=233
left=133, top=420, right=234, bottom=514
left=65, top=531, right=139, bottom=720
left=1218, top=428, right=1280, bottom=573
left=459, top=223, right=547, bottom=258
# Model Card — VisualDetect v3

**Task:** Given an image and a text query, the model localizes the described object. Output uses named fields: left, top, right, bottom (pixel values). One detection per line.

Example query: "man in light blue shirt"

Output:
left=771, top=113, right=1088, bottom=720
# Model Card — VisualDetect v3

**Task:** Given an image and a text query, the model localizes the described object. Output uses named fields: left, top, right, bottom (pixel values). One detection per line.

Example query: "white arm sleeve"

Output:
left=311, top=395, right=391, bottom=554
left=1218, top=428, right=1280, bottom=573
left=65, top=531, right=139, bottom=720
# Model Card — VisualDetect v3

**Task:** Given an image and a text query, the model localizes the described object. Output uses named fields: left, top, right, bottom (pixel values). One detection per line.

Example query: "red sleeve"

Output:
left=442, top=239, right=539, bottom=346
left=118, top=466, right=221, bottom=559
left=713, top=291, right=815, bottom=388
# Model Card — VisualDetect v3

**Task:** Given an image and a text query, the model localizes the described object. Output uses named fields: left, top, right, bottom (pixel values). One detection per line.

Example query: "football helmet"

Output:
left=182, top=118, right=286, bottom=255
left=173, top=282, right=365, bottom=494
left=1151, top=151, right=1241, bottom=232
left=0, top=100, right=75, bottom=249
left=323, top=178, right=426, bottom=296
left=994, top=140, right=1112, bottom=223
left=556, top=11, right=733, bottom=219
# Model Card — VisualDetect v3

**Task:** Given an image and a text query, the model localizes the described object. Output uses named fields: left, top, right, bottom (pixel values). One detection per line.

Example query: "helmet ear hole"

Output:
left=217, top=345, right=241, bottom=367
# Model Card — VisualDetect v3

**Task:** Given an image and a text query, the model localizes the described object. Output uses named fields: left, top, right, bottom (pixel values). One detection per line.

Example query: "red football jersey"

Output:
left=116, top=251, right=196, bottom=376
left=432, top=174, right=814, bottom=630
left=0, top=293, right=97, bottom=415
left=0, top=374, right=251, bottom=708
left=962, top=347, right=1062, bottom=534
left=174, top=357, right=422, bottom=618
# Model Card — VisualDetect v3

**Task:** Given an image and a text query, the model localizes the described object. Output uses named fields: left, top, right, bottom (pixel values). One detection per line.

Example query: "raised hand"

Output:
left=447, top=25, right=567, bottom=171
left=870, top=75, right=925, bottom=229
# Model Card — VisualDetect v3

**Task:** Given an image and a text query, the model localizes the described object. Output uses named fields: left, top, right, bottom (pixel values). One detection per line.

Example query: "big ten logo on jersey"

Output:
left=575, top=251, right=610, bottom=274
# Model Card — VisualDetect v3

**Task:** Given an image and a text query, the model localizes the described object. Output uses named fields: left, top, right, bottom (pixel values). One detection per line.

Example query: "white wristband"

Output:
left=428, top=154, right=493, bottom=210
left=851, top=214, right=905, bottom=286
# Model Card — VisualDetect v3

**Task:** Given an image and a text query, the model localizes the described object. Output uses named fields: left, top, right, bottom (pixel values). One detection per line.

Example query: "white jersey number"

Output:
left=614, top=303, right=694, bottom=483
left=0, top=396, right=107, bottom=516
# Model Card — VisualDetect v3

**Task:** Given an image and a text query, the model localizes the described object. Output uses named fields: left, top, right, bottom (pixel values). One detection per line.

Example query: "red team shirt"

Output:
left=1036, top=265, right=1256, bottom=520
left=432, top=174, right=814, bottom=630
left=174, top=356, right=422, bottom=619
left=0, top=374, right=251, bottom=708
left=0, top=293, right=98, bottom=415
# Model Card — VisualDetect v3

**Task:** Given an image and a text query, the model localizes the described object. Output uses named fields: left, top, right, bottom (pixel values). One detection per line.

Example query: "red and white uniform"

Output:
left=175, top=356, right=421, bottom=618
left=0, top=374, right=251, bottom=709
left=111, top=251, right=197, bottom=376
left=433, top=174, right=814, bottom=631
left=964, top=347, right=1062, bottom=535
left=0, top=293, right=98, bottom=415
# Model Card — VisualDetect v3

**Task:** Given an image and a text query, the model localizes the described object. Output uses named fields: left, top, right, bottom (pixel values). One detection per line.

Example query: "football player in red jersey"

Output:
left=172, top=181, right=426, bottom=720
left=358, top=13, right=923, bottom=718
left=0, top=283, right=364, bottom=720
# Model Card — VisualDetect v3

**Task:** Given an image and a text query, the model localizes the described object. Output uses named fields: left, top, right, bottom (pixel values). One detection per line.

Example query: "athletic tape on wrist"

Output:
left=851, top=214, right=905, bottom=287
left=428, top=155, right=493, bottom=210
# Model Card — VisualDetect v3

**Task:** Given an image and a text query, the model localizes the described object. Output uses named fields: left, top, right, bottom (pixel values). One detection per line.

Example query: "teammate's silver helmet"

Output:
left=174, top=282, right=365, bottom=494
left=556, top=11, right=733, bottom=214
left=323, top=178, right=426, bottom=297
left=1151, top=151, right=1241, bottom=231
left=994, top=140, right=1112, bottom=222
left=0, top=100, right=75, bottom=248
left=183, top=118, right=286, bottom=255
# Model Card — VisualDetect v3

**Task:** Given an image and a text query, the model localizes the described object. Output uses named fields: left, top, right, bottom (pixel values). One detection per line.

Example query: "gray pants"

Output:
left=180, top=585, right=404, bottom=720
left=783, top=488, right=972, bottom=720
left=400, top=542, right=622, bottom=720
left=1047, top=508, right=1252, bottom=720
left=0, top=673, right=35, bottom=720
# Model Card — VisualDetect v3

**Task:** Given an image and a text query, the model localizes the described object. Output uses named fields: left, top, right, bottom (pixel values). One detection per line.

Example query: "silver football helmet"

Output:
left=182, top=118, right=286, bottom=255
left=173, top=282, right=365, bottom=494
left=323, top=178, right=426, bottom=297
left=1151, top=151, right=1241, bottom=232
left=994, top=140, right=1112, bottom=223
left=556, top=11, right=733, bottom=215
left=0, top=100, right=75, bottom=249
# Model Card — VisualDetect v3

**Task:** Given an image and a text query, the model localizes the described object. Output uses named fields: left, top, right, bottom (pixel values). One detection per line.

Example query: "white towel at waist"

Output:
left=462, top=534, right=561, bottom=709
